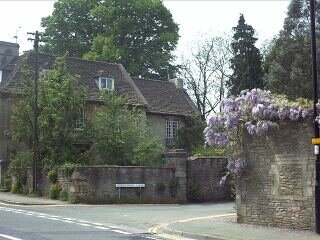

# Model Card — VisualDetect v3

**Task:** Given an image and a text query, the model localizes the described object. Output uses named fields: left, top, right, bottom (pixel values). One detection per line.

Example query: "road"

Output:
left=0, top=202, right=235, bottom=240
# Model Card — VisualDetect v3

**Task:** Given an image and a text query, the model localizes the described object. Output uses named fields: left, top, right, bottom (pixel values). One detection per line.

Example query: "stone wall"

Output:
left=69, top=150, right=187, bottom=204
left=237, top=120, right=315, bottom=230
left=187, top=157, right=231, bottom=202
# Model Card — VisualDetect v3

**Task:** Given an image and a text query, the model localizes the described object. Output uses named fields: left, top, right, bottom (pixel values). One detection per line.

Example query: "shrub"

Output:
left=7, top=151, right=32, bottom=185
left=192, top=147, right=226, bottom=157
left=61, top=162, right=80, bottom=176
left=169, top=177, right=179, bottom=198
left=11, top=182, right=22, bottom=194
left=47, top=169, right=58, bottom=184
left=59, top=189, right=69, bottom=201
left=132, top=138, right=164, bottom=166
left=49, top=183, right=62, bottom=199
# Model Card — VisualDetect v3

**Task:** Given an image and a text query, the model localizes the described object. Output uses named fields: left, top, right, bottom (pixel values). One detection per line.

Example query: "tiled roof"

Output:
left=0, top=53, right=147, bottom=106
left=132, top=77, right=199, bottom=116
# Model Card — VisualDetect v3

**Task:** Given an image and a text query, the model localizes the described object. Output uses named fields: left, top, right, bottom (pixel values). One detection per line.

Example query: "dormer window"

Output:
left=96, top=77, right=114, bottom=90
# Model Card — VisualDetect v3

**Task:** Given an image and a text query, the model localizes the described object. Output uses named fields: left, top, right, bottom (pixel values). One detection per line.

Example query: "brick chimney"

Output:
left=0, top=41, right=19, bottom=84
left=169, top=78, right=184, bottom=89
left=0, top=41, right=19, bottom=68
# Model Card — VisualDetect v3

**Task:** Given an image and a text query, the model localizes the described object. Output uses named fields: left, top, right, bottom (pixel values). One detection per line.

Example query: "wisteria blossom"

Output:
left=204, top=88, right=314, bottom=181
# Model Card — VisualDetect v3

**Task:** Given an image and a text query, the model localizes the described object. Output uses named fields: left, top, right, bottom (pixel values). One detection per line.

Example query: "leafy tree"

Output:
left=179, top=35, right=232, bottom=119
left=175, top=116, right=206, bottom=153
left=264, top=0, right=320, bottom=99
left=89, top=91, right=163, bottom=166
left=227, top=14, right=264, bottom=96
left=11, top=54, right=87, bottom=169
left=41, top=0, right=179, bottom=79
left=40, top=0, right=101, bottom=57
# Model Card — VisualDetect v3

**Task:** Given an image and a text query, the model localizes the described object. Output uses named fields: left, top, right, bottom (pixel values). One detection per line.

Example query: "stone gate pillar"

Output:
left=164, top=149, right=187, bottom=203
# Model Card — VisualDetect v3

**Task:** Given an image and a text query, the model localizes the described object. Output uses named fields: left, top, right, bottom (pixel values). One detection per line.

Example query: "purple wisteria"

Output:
left=204, top=88, right=313, bottom=147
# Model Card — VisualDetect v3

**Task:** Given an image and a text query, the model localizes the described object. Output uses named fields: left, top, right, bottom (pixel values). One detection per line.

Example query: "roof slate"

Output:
left=132, top=77, right=199, bottom=116
left=0, top=53, right=199, bottom=116
left=0, top=53, right=147, bottom=106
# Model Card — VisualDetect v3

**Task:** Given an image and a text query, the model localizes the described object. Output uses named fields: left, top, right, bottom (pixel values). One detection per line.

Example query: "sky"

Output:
left=0, top=0, right=290, bottom=56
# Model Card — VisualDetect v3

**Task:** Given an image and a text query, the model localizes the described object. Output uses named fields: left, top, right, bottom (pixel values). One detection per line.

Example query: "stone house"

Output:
left=0, top=41, right=199, bottom=180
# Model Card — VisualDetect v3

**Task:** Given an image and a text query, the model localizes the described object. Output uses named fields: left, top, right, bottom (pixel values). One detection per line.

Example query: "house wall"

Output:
left=0, top=95, right=27, bottom=180
left=187, top=157, right=232, bottom=202
left=237, top=120, right=315, bottom=230
left=146, top=113, right=185, bottom=148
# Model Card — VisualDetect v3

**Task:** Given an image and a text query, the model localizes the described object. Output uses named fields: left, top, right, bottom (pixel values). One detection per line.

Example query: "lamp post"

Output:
left=310, top=0, right=320, bottom=234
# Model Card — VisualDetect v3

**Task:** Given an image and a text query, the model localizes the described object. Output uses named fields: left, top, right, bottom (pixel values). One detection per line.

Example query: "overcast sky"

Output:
left=0, top=0, right=290, bottom=55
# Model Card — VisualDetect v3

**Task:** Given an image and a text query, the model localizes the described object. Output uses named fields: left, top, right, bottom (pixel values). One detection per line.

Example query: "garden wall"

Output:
left=187, top=156, right=231, bottom=202
left=237, top=120, right=315, bottom=230
left=25, top=150, right=231, bottom=204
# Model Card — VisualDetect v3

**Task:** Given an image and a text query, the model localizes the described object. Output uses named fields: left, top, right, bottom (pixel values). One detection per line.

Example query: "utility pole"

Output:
left=27, top=31, right=43, bottom=192
left=309, top=0, right=320, bottom=234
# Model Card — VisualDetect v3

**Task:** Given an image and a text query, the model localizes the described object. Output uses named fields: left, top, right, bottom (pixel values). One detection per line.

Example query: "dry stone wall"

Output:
left=237, top=120, right=315, bottom=230
left=187, top=157, right=231, bottom=202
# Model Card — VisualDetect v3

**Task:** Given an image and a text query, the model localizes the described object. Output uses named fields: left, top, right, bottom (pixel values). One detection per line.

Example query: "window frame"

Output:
left=166, top=120, right=179, bottom=139
left=97, top=77, right=114, bottom=90
left=74, top=108, right=85, bottom=131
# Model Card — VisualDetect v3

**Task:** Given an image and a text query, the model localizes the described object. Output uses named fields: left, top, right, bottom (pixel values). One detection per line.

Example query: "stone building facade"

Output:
left=237, top=120, right=315, bottom=230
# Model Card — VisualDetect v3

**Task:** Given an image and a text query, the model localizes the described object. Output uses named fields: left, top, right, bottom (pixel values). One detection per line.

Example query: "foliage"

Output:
left=264, top=0, right=320, bottom=99
left=169, top=177, right=179, bottom=198
left=7, top=151, right=33, bottom=185
left=89, top=91, right=163, bottom=166
left=49, top=183, right=62, bottom=200
left=41, top=0, right=179, bottom=79
left=192, top=147, right=226, bottom=157
left=47, top=170, right=58, bottom=184
left=179, top=35, right=232, bottom=119
left=176, top=116, right=206, bottom=153
left=61, top=162, right=81, bottom=177
left=59, top=189, right=69, bottom=201
left=132, top=138, right=163, bottom=166
left=187, top=183, right=201, bottom=202
left=205, top=88, right=313, bottom=180
left=11, top=182, right=22, bottom=194
left=227, top=14, right=264, bottom=96
left=10, top=54, right=87, bottom=170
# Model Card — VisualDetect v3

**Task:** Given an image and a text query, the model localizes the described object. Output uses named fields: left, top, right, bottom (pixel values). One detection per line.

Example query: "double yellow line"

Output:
left=148, top=213, right=236, bottom=240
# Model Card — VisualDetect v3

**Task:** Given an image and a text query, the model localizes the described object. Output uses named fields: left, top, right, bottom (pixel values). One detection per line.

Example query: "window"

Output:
left=166, top=120, right=178, bottom=139
left=74, top=108, right=85, bottom=131
left=96, top=77, right=114, bottom=90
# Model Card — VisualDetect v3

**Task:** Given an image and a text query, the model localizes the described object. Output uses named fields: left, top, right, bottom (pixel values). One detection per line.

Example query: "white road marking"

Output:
left=76, top=223, right=91, bottom=227
left=0, top=234, right=23, bottom=240
left=94, top=226, right=110, bottom=230
left=111, top=229, right=132, bottom=235
left=0, top=207, right=134, bottom=236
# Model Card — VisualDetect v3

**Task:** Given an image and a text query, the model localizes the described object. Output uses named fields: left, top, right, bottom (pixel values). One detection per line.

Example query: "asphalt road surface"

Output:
left=0, top=206, right=162, bottom=240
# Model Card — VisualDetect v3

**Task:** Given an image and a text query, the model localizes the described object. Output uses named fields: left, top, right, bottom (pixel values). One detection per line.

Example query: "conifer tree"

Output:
left=227, top=14, right=263, bottom=96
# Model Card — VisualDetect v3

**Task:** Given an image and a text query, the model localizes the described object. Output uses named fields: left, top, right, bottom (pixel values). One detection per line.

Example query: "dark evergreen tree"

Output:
left=227, top=14, right=263, bottom=96
left=264, top=0, right=320, bottom=99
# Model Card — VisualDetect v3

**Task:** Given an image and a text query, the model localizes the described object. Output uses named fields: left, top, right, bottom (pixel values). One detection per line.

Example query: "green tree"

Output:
left=264, top=0, right=320, bottom=99
left=89, top=91, right=163, bottom=166
left=227, top=14, right=264, bottom=96
left=11, top=54, right=87, bottom=169
left=41, top=0, right=179, bottom=79
left=40, top=0, right=101, bottom=57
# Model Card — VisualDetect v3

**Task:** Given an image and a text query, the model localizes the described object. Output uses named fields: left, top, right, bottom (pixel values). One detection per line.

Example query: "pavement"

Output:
left=0, top=192, right=320, bottom=240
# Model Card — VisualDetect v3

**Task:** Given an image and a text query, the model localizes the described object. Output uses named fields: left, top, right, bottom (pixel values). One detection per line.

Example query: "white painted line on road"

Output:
left=0, top=234, right=23, bottom=240
left=76, top=223, right=91, bottom=227
left=94, top=226, right=110, bottom=230
left=111, top=229, right=132, bottom=235
left=61, top=217, right=76, bottom=221
left=0, top=207, right=136, bottom=236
